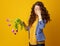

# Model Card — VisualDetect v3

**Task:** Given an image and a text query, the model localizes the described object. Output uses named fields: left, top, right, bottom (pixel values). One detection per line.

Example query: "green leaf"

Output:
left=14, top=18, right=24, bottom=31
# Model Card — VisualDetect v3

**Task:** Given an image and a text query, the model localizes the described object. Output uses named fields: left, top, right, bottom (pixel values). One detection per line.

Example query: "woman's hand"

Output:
left=23, top=22, right=29, bottom=31
left=36, top=9, right=41, bottom=16
left=36, top=10, right=42, bottom=21
left=34, top=5, right=42, bottom=21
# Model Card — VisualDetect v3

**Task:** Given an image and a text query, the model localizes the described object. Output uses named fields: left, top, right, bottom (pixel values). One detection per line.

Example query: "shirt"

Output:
left=27, top=18, right=46, bottom=45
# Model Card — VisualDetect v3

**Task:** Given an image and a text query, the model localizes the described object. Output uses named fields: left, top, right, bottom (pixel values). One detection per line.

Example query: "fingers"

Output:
left=36, top=9, right=41, bottom=16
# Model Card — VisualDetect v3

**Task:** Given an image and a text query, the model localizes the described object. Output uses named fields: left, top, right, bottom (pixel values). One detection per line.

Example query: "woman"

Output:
left=23, top=1, right=50, bottom=46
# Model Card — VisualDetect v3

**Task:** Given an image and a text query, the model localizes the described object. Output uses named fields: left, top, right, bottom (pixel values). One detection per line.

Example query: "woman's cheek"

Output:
left=35, top=10, right=38, bottom=15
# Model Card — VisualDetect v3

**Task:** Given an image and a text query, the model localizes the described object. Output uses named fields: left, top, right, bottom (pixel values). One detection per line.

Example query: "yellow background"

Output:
left=0, top=0, right=60, bottom=46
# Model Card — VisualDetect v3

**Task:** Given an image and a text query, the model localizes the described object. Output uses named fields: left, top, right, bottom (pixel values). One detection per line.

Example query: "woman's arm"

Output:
left=38, top=20, right=46, bottom=29
left=36, top=9, right=46, bottom=29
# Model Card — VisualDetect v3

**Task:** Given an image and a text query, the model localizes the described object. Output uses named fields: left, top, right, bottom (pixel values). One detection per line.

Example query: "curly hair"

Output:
left=28, top=1, right=51, bottom=27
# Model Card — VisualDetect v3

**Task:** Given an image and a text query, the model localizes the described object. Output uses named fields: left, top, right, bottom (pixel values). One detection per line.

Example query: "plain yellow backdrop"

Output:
left=0, top=0, right=60, bottom=46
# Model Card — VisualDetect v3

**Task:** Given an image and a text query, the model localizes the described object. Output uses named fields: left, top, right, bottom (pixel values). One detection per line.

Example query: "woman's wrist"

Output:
left=39, top=18, right=42, bottom=21
left=38, top=15, right=42, bottom=21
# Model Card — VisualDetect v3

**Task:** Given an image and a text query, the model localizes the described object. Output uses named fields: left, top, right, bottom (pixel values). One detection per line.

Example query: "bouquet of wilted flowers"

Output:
left=6, top=18, right=24, bottom=35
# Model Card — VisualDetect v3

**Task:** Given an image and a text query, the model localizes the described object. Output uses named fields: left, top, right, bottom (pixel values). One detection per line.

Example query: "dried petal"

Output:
left=12, top=29, right=14, bottom=32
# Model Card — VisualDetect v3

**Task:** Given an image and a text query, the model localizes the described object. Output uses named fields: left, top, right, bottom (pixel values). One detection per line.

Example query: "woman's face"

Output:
left=34, top=5, right=41, bottom=15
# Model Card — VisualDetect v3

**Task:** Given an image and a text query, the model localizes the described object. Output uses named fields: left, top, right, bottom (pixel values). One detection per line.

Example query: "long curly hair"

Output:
left=28, top=1, right=51, bottom=27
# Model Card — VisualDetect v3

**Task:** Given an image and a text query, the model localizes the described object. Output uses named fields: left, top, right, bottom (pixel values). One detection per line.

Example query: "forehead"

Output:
left=34, top=5, right=40, bottom=9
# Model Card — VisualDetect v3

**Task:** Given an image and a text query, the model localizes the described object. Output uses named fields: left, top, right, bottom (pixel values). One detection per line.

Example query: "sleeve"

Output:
left=37, top=19, right=46, bottom=29
left=35, top=19, right=46, bottom=35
